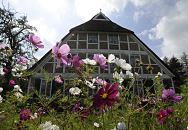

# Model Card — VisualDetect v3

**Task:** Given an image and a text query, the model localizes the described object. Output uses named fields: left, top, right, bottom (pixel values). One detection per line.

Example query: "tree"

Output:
left=0, top=4, right=43, bottom=94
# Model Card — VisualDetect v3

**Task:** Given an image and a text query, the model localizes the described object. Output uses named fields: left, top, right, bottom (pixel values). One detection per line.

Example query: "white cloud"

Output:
left=151, top=0, right=188, bottom=57
left=74, top=0, right=129, bottom=21
left=133, top=11, right=144, bottom=22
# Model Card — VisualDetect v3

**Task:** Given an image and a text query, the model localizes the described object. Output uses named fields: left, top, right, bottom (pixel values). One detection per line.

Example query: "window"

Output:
left=133, top=80, right=144, bottom=97
left=141, top=55, right=149, bottom=64
left=78, top=33, right=87, bottom=40
left=100, top=34, right=107, bottom=41
left=39, top=80, right=52, bottom=97
left=78, top=41, right=86, bottom=49
left=163, top=79, right=172, bottom=88
left=88, top=34, right=98, bottom=43
left=70, top=33, right=77, bottom=40
left=109, top=34, right=118, bottom=44
left=100, top=42, right=108, bottom=49
left=150, top=57, right=156, bottom=64
left=151, top=65, right=161, bottom=74
left=120, top=42, right=128, bottom=50
left=130, top=55, right=140, bottom=67
left=78, top=53, right=86, bottom=59
left=67, top=41, right=77, bottom=49
left=35, top=78, right=41, bottom=92
left=128, top=36, right=135, bottom=42
left=119, top=34, right=127, bottom=41
left=43, top=63, right=53, bottom=73
left=88, top=44, right=98, bottom=49
left=121, top=54, right=129, bottom=63
left=143, top=79, right=155, bottom=93
left=130, top=43, right=139, bottom=51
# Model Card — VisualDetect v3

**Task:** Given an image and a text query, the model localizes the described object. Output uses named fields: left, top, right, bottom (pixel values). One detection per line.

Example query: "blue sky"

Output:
left=2, top=0, right=188, bottom=59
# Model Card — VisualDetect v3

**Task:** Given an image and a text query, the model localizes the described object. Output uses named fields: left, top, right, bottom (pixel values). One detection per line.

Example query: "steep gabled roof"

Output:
left=70, top=12, right=133, bottom=33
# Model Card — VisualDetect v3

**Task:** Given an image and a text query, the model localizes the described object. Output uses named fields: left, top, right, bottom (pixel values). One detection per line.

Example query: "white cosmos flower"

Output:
left=126, top=71, right=134, bottom=78
left=94, top=122, right=100, bottom=128
left=82, top=58, right=97, bottom=65
left=13, top=85, right=23, bottom=92
left=0, top=95, right=3, bottom=103
left=121, top=63, right=132, bottom=71
left=0, top=87, right=3, bottom=93
left=85, top=79, right=96, bottom=89
left=108, top=54, right=115, bottom=63
left=113, top=71, right=124, bottom=84
left=0, top=66, right=5, bottom=75
left=39, top=121, right=60, bottom=130
left=69, top=87, right=82, bottom=95
left=14, top=92, right=23, bottom=100
left=117, top=122, right=126, bottom=130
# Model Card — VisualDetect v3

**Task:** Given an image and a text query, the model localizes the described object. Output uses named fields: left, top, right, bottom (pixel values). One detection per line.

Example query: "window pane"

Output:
left=88, top=33, right=98, bottom=43
left=43, top=63, right=53, bottom=73
left=129, top=36, right=135, bottom=42
left=110, top=64, right=115, bottom=73
left=67, top=41, right=77, bottom=49
left=100, top=42, right=108, bottom=49
left=141, top=55, right=149, bottom=64
left=55, top=66, right=64, bottom=73
left=78, top=41, right=86, bottom=49
left=130, top=55, right=140, bottom=67
left=132, top=67, right=141, bottom=74
left=142, top=65, right=152, bottom=74
left=163, top=79, right=172, bottom=88
left=143, top=79, right=155, bottom=93
left=151, top=65, right=161, bottom=74
left=109, top=34, right=118, bottom=44
left=78, top=53, right=86, bottom=59
left=70, top=33, right=77, bottom=40
left=100, top=34, right=107, bottom=41
left=79, top=33, right=86, bottom=40
left=120, top=42, right=128, bottom=50
left=130, top=43, right=139, bottom=51
left=150, top=58, right=156, bottom=64
left=46, top=82, right=51, bottom=97
left=121, top=54, right=129, bottom=63
left=35, top=78, right=41, bottom=92
left=109, top=44, right=119, bottom=50
left=119, top=34, right=127, bottom=41
left=40, top=80, right=46, bottom=95
left=88, top=44, right=98, bottom=49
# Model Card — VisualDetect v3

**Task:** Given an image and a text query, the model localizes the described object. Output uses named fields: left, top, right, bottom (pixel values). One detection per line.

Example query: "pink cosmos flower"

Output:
left=52, top=42, right=70, bottom=67
left=18, top=56, right=27, bottom=65
left=72, top=55, right=84, bottom=71
left=72, top=101, right=81, bottom=112
left=0, top=43, right=7, bottom=50
left=9, top=79, right=16, bottom=87
left=93, top=83, right=119, bottom=109
left=27, top=34, right=44, bottom=48
left=19, top=108, right=32, bottom=121
left=54, top=75, right=64, bottom=84
left=162, top=88, right=182, bottom=102
left=95, top=77, right=107, bottom=86
left=3, top=67, right=10, bottom=74
left=93, top=54, right=107, bottom=69
left=157, top=107, right=173, bottom=124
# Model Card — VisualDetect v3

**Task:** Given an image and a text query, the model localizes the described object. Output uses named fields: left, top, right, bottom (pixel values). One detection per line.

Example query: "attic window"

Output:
left=93, top=12, right=110, bottom=21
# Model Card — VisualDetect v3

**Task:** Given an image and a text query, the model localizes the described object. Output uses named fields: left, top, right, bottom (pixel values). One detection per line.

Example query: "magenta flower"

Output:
left=54, top=75, right=64, bottom=84
left=93, top=54, right=107, bottom=69
left=9, top=79, right=16, bottom=87
left=93, top=83, right=119, bottom=109
left=72, top=55, right=84, bottom=70
left=52, top=42, right=70, bottom=67
left=157, top=107, right=173, bottom=124
left=3, top=67, right=10, bottom=74
left=27, top=34, right=44, bottom=48
left=162, top=88, right=182, bottom=102
left=72, top=101, right=81, bottom=112
left=19, top=109, right=32, bottom=121
left=18, top=56, right=27, bottom=65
